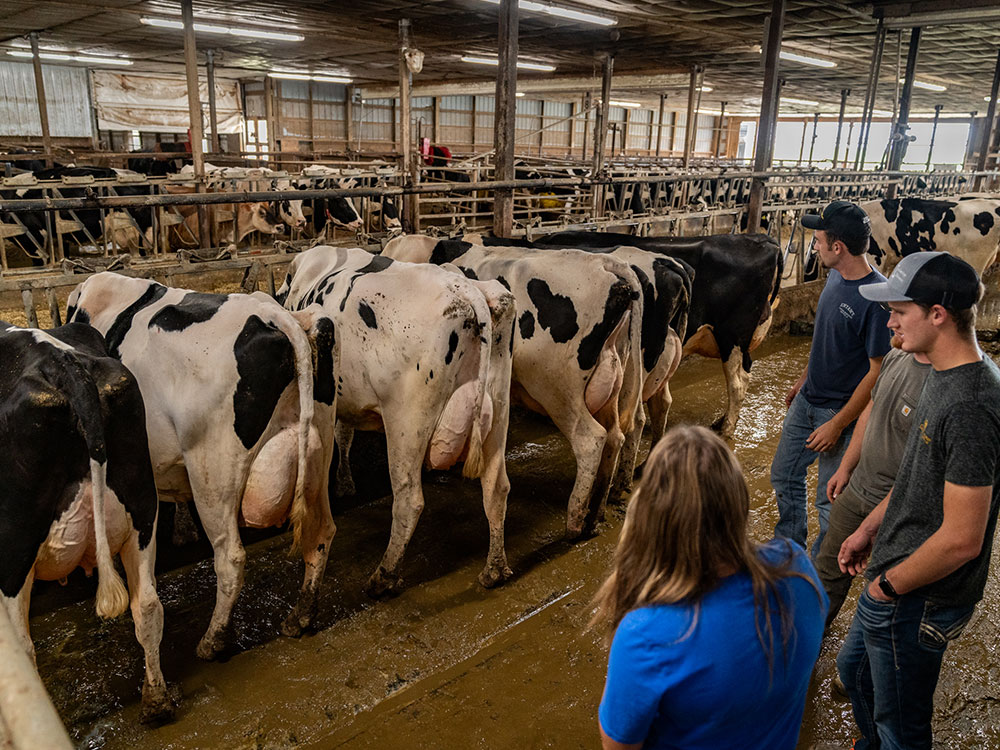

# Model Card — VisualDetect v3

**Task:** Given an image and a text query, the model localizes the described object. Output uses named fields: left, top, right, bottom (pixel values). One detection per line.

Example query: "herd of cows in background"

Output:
left=2, top=145, right=1000, bottom=727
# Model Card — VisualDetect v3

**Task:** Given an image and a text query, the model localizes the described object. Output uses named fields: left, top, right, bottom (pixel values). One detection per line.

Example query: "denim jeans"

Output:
left=837, top=590, right=975, bottom=750
left=770, top=391, right=854, bottom=558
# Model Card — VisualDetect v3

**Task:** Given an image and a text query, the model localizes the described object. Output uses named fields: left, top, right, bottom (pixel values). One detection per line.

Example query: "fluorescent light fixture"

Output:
left=609, top=100, right=641, bottom=108
left=871, top=109, right=894, bottom=116
left=516, top=92, right=525, bottom=97
left=269, top=71, right=352, bottom=83
left=986, top=96, right=995, bottom=102
left=779, top=50, right=836, bottom=68
left=140, top=16, right=303, bottom=41
left=900, top=78, right=947, bottom=92
left=480, top=0, right=615, bottom=26
left=696, top=85, right=713, bottom=92
left=461, top=55, right=555, bottom=72
left=780, top=96, right=820, bottom=107
left=75, top=55, right=132, bottom=66
left=10, top=40, right=69, bottom=52
left=7, top=49, right=132, bottom=66
left=7, top=50, right=71, bottom=61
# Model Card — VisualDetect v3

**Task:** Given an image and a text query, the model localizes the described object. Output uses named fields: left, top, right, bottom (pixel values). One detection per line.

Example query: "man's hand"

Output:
left=806, top=419, right=843, bottom=453
left=785, top=382, right=801, bottom=408
left=839, top=528, right=874, bottom=575
left=827, top=465, right=852, bottom=502
left=866, top=579, right=894, bottom=602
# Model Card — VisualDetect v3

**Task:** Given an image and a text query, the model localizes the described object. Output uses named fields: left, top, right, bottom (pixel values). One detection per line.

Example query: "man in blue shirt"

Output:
left=771, top=201, right=892, bottom=558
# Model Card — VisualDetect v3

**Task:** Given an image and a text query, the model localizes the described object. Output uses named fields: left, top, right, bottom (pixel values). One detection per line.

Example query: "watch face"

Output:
left=879, top=574, right=897, bottom=599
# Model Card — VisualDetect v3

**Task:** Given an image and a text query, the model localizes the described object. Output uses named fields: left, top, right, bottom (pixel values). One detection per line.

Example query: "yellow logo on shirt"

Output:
left=901, top=405, right=911, bottom=417
left=919, top=419, right=932, bottom=444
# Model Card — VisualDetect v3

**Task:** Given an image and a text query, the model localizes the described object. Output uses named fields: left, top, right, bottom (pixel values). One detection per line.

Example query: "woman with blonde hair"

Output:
left=594, top=425, right=827, bottom=750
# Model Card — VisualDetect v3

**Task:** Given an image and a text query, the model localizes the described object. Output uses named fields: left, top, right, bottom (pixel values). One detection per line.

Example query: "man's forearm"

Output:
left=832, top=359, right=882, bottom=429
left=838, top=400, right=872, bottom=475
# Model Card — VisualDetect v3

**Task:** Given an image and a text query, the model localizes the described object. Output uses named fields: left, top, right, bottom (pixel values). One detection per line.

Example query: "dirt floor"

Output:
left=15, top=332, right=998, bottom=749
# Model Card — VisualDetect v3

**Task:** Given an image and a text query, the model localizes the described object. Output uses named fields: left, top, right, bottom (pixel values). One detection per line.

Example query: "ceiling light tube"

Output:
left=696, top=85, right=712, bottom=92
left=779, top=50, right=836, bottom=68
left=140, top=16, right=303, bottom=41
left=461, top=55, right=555, bottom=71
left=780, top=96, right=820, bottom=107
left=74, top=55, right=133, bottom=65
left=269, top=71, right=352, bottom=84
left=900, top=78, right=947, bottom=92
left=480, top=0, right=616, bottom=26
left=516, top=92, right=525, bottom=97
left=7, top=50, right=72, bottom=61
left=609, top=100, right=641, bottom=108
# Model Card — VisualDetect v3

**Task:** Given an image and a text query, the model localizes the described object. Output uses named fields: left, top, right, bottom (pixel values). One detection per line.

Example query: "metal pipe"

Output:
left=29, top=33, right=53, bottom=168
left=582, top=91, right=592, bottom=162
left=856, top=19, right=886, bottom=169
left=399, top=18, right=414, bottom=231
left=492, top=0, right=518, bottom=237
left=926, top=104, right=943, bottom=170
left=975, top=48, right=1000, bottom=190
left=715, top=101, right=727, bottom=158
left=832, top=88, right=850, bottom=167
left=798, top=118, right=808, bottom=165
left=689, top=68, right=705, bottom=160
left=888, top=26, right=921, bottom=175
left=181, top=0, right=211, bottom=249
left=656, top=94, right=666, bottom=157
left=746, top=0, right=785, bottom=234
left=882, top=30, right=904, bottom=170
left=682, top=64, right=701, bottom=168
left=206, top=49, right=221, bottom=153
left=592, top=54, right=613, bottom=175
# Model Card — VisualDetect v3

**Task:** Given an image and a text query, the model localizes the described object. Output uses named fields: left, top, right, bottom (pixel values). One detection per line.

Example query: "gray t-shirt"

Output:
left=867, top=356, right=1000, bottom=607
left=846, top=347, right=931, bottom=509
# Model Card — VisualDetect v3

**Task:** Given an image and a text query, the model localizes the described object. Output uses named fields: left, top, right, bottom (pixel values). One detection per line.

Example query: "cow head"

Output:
left=244, top=202, right=285, bottom=235
left=326, top=179, right=363, bottom=230
left=274, top=179, right=307, bottom=230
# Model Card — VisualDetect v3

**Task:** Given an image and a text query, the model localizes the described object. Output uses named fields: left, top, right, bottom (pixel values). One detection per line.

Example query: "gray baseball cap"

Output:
left=859, top=252, right=980, bottom=310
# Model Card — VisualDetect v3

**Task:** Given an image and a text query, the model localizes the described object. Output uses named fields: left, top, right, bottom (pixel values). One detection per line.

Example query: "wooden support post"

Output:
left=888, top=27, right=921, bottom=178
left=182, top=0, right=211, bottom=249
left=592, top=54, right=613, bottom=175
left=832, top=88, right=850, bottom=166
left=682, top=65, right=702, bottom=168
left=29, top=33, right=53, bottom=168
left=713, top=101, right=727, bottom=158
left=746, top=0, right=785, bottom=235
left=345, top=86, right=355, bottom=150
left=567, top=100, right=576, bottom=156
left=471, top=94, right=478, bottom=151
left=47, top=288, right=62, bottom=327
left=206, top=49, right=221, bottom=153
left=264, top=74, right=277, bottom=163
left=307, top=80, right=315, bottom=152
left=975, top=48, right=1000, bottom=190
left=492, top=0, right=518, bottom=238
left=399, top=18, right=415, bottom=231
left=21, top=289, right=38, bottom=328
left=656, top=94, right=666, bottom=157
left=539, top=102, right=546, bottom=155
left=432, top=96, right=440, bottom=144
left=582, top=92, right=592, bottom=162
left=669, top=111, right=677, bottom=153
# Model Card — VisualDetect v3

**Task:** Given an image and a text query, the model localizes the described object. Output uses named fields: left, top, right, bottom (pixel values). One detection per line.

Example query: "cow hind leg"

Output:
left=551, top=410, right=609, bottom=540
left=610, top=403, right=644, bottom=503
left=119, top=531, right=174, bottom=724
left=3, top=571, right=35, bottom=663
left=587, top=393, right=626, bottom=533
left=476, top=412, right=513, bottom=589
left=334, top=422, right=357, bottom=497
left=282, top=424, right=336, bottom=637
left=192, top=496, right=246, bottom=660
left=712, top=348, right=751, bottom=439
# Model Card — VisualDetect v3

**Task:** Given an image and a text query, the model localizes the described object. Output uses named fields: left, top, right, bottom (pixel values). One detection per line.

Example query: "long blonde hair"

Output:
left=591, top=425, right=816, bottom=664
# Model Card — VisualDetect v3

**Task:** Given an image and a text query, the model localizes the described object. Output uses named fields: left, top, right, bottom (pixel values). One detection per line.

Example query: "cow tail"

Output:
left=44, top=351, right=129, bottom=620
left=768, top=236, right=783, bottom=307
left=461, top=293, right=493, bottom=480
left=269, top=311, right=316, bottom=554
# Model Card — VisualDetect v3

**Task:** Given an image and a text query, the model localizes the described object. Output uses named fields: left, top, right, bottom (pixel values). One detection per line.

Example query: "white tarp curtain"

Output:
left=0, top=61, right=92, bottom=137
left=94, top=71, right=242, bottom=134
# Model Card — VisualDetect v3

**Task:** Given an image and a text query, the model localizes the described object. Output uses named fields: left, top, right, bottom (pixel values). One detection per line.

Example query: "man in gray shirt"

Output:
left=814, top=343, right=931, bottom=627
left=836, top=252, right=1000, bottom=750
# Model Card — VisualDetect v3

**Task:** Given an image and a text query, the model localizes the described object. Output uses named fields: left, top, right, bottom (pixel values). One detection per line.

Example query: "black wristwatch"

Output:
left=878, top=571, right=900, bottom=600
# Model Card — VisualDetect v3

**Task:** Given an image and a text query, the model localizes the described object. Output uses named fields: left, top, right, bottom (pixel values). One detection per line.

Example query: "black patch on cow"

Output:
left=274, top=273, right=293, bottom=305
left=495, top=275, right=511, bottom=291
left=429, top=240, right=472, bottom=265
left=577, top=279, right=634, bottom=371
left=954, top=227, right=961, bottom=235
left=338, top=256, right=394, bottom=312
left=888, top=236, right=899, bottom=254
left=892, top=198, right=957, bottom=256
left=312, top=316, right=336, bottom=406
left=460, top=267, right=478, bottom=280
left=67, top=303, right=89, bottom=325
left=232, top=315, right=296, bottom=450
left=526, top=279, right=578, bottom=343
left=519, top=310, right=535, bottom=339
left=148, top=292, right=227, bottom=332
left=445, top=331, right=459, bottom=365
left=429, top=369, right=434, bottom=380
left=358, top=300, right=377, bottom=329
left=881, top=199, right=899, bottom=224
left=974, top=211, right=995, bottom=236
left=509, top=317, right=516, bottom=355
left=105, top=284, right=169, bottom=358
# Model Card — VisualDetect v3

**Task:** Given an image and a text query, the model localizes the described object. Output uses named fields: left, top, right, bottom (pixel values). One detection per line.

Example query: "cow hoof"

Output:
left=195, top=631, right=227, bottom=661
left=281, top=603, right=316, bottom=638
left=709, top=414, right=736, bottom=439
left=478, top=564, right=514, bottom=589
left=140, top=686, right=177, bottom=726
left=335, top=476, right=357, bottom=498
left=364, top=567, right=402, bottom=599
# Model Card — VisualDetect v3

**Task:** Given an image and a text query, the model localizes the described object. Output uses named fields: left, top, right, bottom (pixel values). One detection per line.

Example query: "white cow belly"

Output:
left=35, top=485, right=130, bottom=581
left=241, top=427, right=297, bottom=528
left=427, top=382, right=492, bottom=471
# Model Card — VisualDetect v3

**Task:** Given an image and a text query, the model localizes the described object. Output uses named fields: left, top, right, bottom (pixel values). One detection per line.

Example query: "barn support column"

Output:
left=206, top=49, right=221, bottom=153
left=582, top=91, right=592, bottom=162
left=399, top=18, right=416, bottom=231
left=807, top=112, right=819, bottom=165
left=432, top=96, right=440, bottom=144
left=307, top=80, right=315, bottom=152
left=471, top=95, right=478, bottom=151
left=264, top=75, right=277, bottom=165
left=492, top=0, right=518, bottom=238
left=682, top=64, right=702, bottom=169
left=832, top=88, right=850, bottom=167
left=975, top=48, right=1000, bottom=191
left=714, top=101, right=727, bottom=158
left=28, top=32, right=53, bottom=167
left=182, top=0, right=211, bottom=249
left=925, top=104, right=943, bottom=170
left=345, top=86, right=355, bottom=151
left=568, top=100, right=576, bottom=156
left=887, top=26, right=921, bottom=188
left=797, top=118, right=807, bottom=164
left=592, top=54, right=613, bottom=174
left=856, top=19, right=886, bottom=169
left=656, top=94, right=666, bottom=157
left=746, top=0, right=785, bottom=235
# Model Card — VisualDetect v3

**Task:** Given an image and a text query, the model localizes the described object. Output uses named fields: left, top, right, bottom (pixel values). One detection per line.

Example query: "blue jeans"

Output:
left=770, top=391, right=854, bottom=558
left=837, top=590, right=975, bottom=750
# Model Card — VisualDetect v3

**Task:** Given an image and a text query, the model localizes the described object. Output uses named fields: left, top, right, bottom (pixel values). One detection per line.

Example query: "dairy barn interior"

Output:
left=2, top=0, right=1000, bottom=747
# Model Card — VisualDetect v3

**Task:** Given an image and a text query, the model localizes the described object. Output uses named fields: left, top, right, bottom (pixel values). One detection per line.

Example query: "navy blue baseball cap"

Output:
left=802, top=200, right=871, bottom=250
left=860, top=251, right=981, bottom=310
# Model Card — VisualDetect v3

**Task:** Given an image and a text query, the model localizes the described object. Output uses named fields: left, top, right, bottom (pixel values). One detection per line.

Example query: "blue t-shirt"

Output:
left=598, top=541, right=828, bottom=750
left=801, top=268, right=892, bottom=409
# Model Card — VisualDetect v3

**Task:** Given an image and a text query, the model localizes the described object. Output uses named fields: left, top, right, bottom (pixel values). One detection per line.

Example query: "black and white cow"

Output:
left=0, top=322, right=172, bottom=723
left=383, top=235, right=644, bottom=536
left=534, top=231, right=783, bottom=438
left=862, top=197, right=1000, bottom=276
left=297, top=166, right=366, bottom=237
left=277, top=246, right=515, bottom=594
left=66, top=274, right=337, bottom=659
